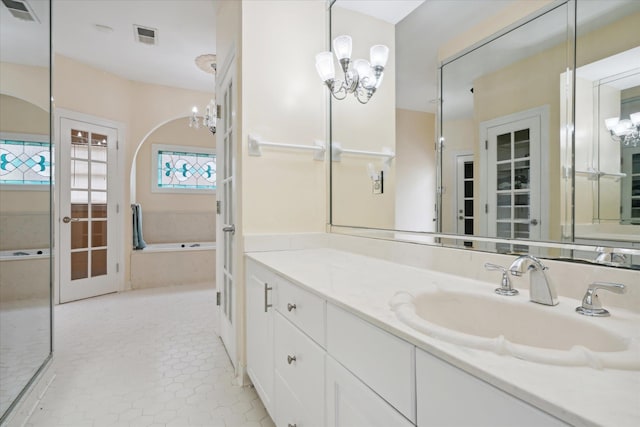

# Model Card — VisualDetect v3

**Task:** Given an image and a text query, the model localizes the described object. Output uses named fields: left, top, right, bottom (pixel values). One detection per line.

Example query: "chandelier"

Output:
left=189, top=99, right=217, bottom=134
left=604, top=112, right=640, bottom=147
left=315, top=35, right=389, bottom=104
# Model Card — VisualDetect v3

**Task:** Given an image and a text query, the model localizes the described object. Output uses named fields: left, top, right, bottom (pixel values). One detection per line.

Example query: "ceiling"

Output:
left=11, top=0, right=632, bottom=114
left=52, top=0, right=217, bottom=93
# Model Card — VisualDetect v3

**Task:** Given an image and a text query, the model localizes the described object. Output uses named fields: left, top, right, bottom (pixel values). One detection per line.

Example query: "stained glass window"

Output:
left=155, top=147, right=216, bottom=191
left=0, top=138, right=51, bottom=186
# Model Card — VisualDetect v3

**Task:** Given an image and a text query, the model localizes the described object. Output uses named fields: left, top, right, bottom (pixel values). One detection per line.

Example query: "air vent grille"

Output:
left=134, top=25, right=157, bottom=45
left=2, top=0, right=38, bottom=22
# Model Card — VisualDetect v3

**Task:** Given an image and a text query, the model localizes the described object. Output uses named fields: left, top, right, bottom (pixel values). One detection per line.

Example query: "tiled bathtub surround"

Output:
left=142, top=212, right=215, bottom=244
left=26, top=283, right=273, bottom=427
left=130, top=243, right=216, bottom=289
left=0, top=213, right=49, bottom=251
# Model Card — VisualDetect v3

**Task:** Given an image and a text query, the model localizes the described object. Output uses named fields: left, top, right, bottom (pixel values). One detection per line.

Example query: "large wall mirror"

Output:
left=329, top=0, right=640, bottom=268
left=0, top=0, right=52, bottom=421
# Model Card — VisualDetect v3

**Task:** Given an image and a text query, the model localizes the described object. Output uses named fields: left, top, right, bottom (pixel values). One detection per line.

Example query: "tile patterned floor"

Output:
left=26, top=284, right=274, bottom=427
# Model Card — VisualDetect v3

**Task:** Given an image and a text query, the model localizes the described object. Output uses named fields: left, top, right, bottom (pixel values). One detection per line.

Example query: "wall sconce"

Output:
left=189, top=99, right=217, bottom=134
left=315, top=35, right=389, bottom=104
left=604, top=112, right=640, bottom=147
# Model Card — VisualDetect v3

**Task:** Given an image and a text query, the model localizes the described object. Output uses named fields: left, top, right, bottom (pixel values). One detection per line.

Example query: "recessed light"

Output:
left=94, top=24, right=114, bottom=33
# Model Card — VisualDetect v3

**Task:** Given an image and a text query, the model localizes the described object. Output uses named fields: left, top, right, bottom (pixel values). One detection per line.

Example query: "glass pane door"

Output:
left=69, top=129, right=108, bottom=281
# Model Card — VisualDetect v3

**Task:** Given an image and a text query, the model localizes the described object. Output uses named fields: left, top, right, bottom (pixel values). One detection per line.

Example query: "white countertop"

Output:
left=247, top=248, right=640, bottom=427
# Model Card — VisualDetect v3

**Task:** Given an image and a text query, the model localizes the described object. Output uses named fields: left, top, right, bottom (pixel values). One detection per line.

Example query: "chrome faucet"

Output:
left=594, top=249, right=627, bottom=266
left=508, top=255, right=558, bottom=306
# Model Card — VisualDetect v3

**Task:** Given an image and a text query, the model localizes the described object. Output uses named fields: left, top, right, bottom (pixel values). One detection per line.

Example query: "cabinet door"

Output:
left=275, top=312, right=325, bottom=426
left=246, top=259, right=275, bottom=416
left=326, top=356, right=414, bottom=427
left=416, top=349, right=568, bottom=426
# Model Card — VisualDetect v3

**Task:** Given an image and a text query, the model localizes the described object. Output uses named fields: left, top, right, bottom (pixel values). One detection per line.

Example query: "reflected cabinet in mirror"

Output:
left=329, top=0, right=640, bottom=268
left=0, top=0, right=52, bottom=422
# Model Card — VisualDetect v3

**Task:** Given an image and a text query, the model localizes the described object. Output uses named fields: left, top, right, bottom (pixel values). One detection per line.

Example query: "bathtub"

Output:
left=0, top=248, right=50, bottom=301
left=130, top=242, right=216, bottom=289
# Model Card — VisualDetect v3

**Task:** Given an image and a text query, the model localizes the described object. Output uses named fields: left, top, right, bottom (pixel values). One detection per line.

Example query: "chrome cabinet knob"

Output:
left=287, top=355, right=296, bottom=365
left=287, top=303, right=297, bottom=312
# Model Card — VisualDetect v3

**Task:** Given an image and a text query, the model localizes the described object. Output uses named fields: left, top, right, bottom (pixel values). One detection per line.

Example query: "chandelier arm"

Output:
left=331, top=82, right=348, bottom=100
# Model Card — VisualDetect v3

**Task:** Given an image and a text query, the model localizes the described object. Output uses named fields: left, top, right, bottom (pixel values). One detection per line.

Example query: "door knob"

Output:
left=530, top=219, right=538, bottom=225
left=222, top=225, right=235, bottom=234
left=62, top=216, right=79, bottom=223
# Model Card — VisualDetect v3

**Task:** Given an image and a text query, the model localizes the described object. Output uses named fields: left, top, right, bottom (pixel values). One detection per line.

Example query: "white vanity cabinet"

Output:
left=246, top=255, right=572, bottom=427
left=246, top=258, right=326, bottom=427
left=325, top=355, right=414, bottom=427
left=416, top=349, right=568, bottom=426
left=245, top=259, right=276, bottom=416
left=326, top=304, right=416, bottom=424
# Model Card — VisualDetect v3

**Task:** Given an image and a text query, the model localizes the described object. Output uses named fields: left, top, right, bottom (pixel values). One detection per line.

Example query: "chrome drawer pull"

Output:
left=288, top=424, right=297, bottom=427
left=264, top=283, right=273, bottom=312
left=287, top=303, right=297, bottom=312
left=287, top=355, right=296, bottom=365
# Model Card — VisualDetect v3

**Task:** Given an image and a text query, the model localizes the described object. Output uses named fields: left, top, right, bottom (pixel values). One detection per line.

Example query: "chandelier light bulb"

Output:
left=315, top=52, right=336, bottom=82
left=370, top=45, right=389, bottom=68
left=192, top=106, right=198, bottom=114
left=630, top=112, right=640, bottom=126
left=604, top=117, right=619, bottom=131
left=613, top=120, right=632, bottom=137
left=353, top=59, right=370, bottom=79
left=333, top=35, right=352, bottom=61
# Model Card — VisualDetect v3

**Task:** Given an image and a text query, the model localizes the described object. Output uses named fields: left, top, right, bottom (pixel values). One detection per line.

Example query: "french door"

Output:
left=481, top=107, right=548, bottom=254
left=59, top=117, right=118, bottom=303
left=216, top=61, right=237, bottom=366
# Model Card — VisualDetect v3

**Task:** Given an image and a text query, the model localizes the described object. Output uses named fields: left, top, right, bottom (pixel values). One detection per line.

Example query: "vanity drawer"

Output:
left=275, top=275, right=326, bottom=347
left=274, top=312, right=325, bottom=426
left=327, top=303, right=416, bottom=424
left=275, top=371, right=322, bottom=427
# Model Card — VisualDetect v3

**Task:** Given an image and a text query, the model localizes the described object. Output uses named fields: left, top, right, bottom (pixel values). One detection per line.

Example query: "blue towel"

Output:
left=132, top=203, right=147, bottom=250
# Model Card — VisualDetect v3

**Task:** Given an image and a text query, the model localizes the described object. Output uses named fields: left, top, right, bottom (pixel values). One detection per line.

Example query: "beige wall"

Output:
left=0, top=62, right=50, bottom=112
left=395, top=109, right=436, bottom=232
left=241, top=0, right=327, bottom=233
left=330, top=6, right=396, bottom=229
left=53, top=54, right=215, bottom=287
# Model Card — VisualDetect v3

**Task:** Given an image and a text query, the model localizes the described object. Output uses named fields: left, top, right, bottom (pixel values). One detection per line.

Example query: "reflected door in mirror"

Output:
left=483, top=112, right=543, bottom=253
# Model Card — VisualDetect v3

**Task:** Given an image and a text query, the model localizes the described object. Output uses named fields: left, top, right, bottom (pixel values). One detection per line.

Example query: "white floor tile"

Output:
left=26, top=284, right=272, bottom=427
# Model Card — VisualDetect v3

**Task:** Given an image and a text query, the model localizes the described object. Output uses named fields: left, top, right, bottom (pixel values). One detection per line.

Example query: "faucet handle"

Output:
left=575, top=282, right=626, bottom=317
left=484, top=263, right=519, bottom=296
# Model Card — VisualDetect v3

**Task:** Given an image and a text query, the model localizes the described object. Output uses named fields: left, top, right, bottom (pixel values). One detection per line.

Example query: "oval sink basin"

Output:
left=390, top=289, right=640, bottom=370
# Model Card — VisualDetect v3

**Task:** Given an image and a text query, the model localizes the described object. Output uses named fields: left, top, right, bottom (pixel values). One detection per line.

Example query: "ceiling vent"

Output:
left=2, top=0, right=38, bottom=22
left=134, top=25, right=157, bottom=46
